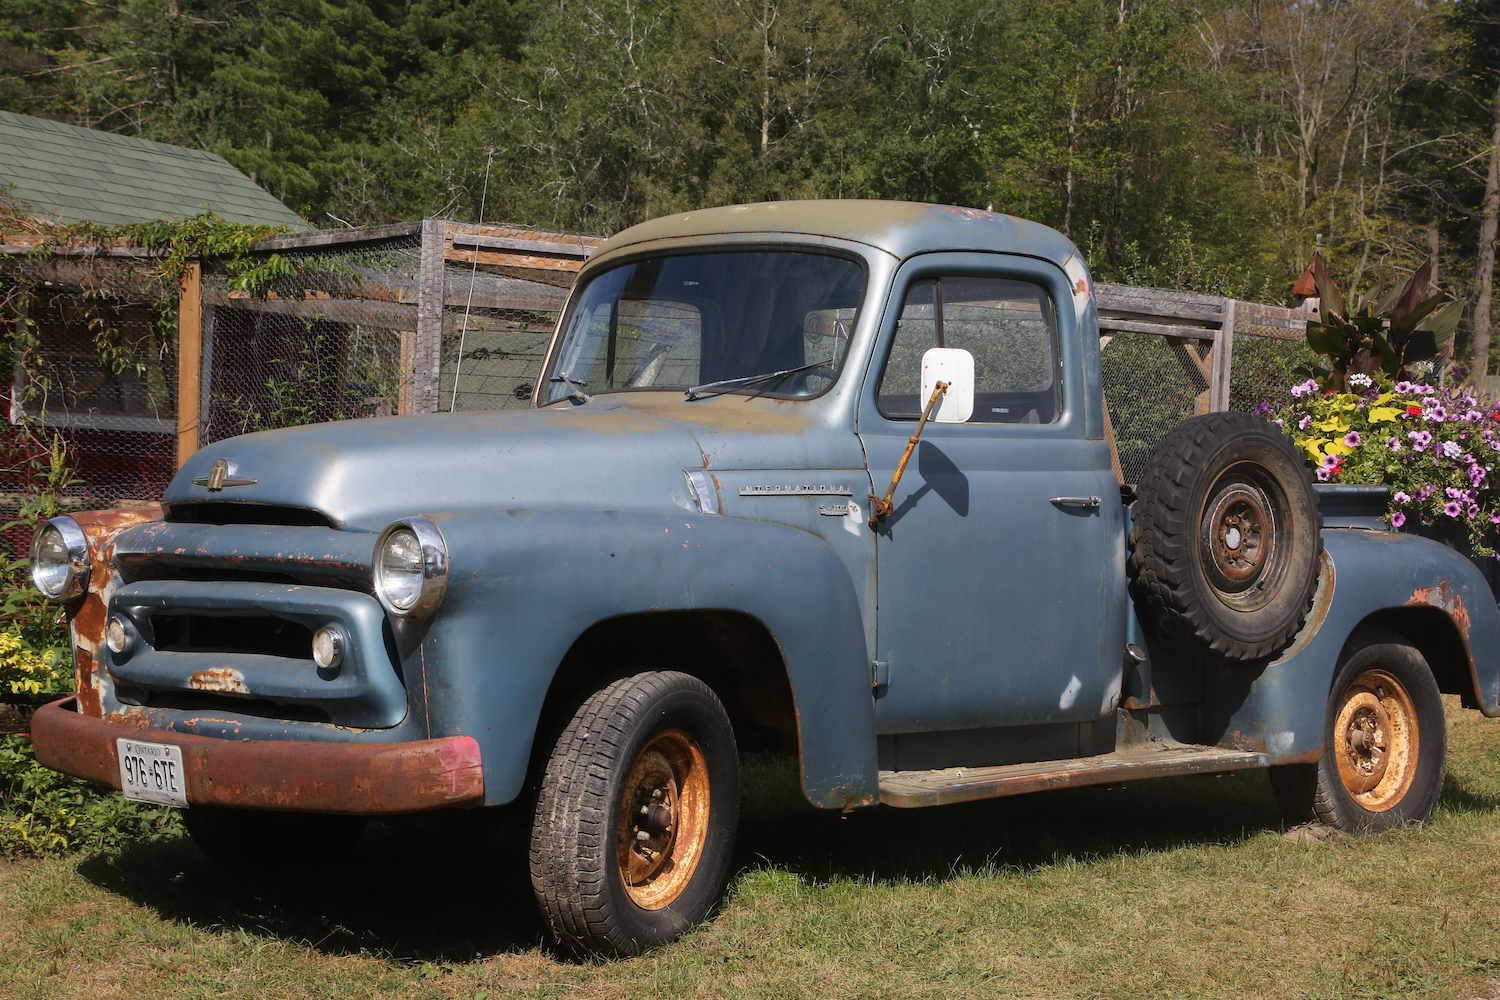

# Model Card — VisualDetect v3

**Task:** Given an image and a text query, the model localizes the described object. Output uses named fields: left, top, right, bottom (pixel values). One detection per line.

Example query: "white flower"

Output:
left=1348, top=373, right=1373, bottom=388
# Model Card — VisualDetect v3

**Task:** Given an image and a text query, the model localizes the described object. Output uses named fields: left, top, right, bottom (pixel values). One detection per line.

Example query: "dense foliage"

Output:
left=2, top=0, right=1497, bottom=350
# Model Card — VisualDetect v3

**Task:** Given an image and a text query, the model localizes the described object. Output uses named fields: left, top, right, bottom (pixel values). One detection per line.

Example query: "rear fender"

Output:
left=1204, top=528, right=1500, bottom=762
left=421, top=508, right=878, bottom=809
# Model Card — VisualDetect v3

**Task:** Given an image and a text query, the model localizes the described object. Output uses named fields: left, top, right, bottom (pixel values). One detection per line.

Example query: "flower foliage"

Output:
left=0, top=629, right=67, bottom=697
left=1268, top=371, right=1500, bottom=555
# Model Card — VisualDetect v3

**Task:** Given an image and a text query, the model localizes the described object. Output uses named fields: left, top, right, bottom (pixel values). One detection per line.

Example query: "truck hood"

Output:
left=165, top=396, right=859, bottom=531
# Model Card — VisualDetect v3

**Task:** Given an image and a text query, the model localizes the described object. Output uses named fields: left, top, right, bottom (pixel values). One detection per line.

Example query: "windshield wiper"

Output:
left=549, top=371, right=592, bottom=404
left=684, top=360, right=833, bottom=401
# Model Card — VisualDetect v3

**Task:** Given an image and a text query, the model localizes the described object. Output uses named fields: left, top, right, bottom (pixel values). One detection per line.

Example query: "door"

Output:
left=857, top=254, right=1127, bottom=734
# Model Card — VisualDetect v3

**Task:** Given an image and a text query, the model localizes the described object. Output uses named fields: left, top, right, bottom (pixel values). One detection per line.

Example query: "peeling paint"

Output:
left=1407, top=579, right=1471, bottom=636
left=188, top=667, right=250, bottom=694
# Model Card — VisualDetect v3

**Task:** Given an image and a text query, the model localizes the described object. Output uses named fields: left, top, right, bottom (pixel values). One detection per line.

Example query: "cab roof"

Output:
left=596, top=200, right=1080, bottom=267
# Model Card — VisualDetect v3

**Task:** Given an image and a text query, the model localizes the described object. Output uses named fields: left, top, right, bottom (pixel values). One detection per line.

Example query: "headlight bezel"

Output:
left=373, top=516, right=448, bottom=620
left=30, top=516, right=90, bottom=600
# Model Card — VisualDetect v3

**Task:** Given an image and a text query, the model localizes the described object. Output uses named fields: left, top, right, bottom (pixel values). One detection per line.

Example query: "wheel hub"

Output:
left=1332, top=670, right=1419, bottom=811
left=1198, top=469, right=1284, bottom=612
left=1338, top=692, right=1391, bottom=792
left=615, top=728, right=711, bottom=910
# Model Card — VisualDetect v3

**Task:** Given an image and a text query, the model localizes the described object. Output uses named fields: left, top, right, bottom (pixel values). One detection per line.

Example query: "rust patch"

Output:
left=188, top=667, right=250, bottom=694
left=28, top=699, right=485, bottom=814
left=60, top=506, right=164, bottom=717
left=1407, top=580, right=1471, bottom=636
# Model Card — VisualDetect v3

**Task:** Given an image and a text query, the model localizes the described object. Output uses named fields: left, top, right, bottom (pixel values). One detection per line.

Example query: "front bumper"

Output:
left=31, top=699, right=484, bottom=815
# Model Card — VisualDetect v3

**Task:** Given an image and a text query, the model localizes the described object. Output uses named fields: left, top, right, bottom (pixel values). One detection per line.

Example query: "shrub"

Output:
left=0, top=734, right=181, bottom=857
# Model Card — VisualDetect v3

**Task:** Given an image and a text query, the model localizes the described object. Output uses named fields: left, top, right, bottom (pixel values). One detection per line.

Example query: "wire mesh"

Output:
left=1100, top=332, right=1210, bottom=485
left=1227, top=331, right=1320, bottom=415
left=0, top=254, right=177, bottom=559
left=200, top=235, right=422, bottom=443
left=438, top=251, right=570, bottom=413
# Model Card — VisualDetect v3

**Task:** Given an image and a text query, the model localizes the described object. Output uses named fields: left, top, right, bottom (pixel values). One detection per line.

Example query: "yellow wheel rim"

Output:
left=1333, top=669, right=1418, bottom=811
left=615, top=728, right=711, bottom=910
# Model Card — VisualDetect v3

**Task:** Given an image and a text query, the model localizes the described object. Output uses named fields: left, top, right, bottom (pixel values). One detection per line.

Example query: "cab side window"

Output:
left=875, top=276, right=1061, bottom=423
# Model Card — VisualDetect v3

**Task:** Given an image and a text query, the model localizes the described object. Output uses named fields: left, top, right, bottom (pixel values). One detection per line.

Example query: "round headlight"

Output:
left=30, top=517, right=89, bottom=599
left=312, top=625, right=345, bottom=670
left=374, top=517, right=447, bottom=619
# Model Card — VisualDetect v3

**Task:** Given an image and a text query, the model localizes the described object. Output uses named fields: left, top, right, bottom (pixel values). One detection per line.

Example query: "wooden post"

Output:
left=398, top=330, right=416, bottom=415
left=1210, top=298, right=1236, bottom=412
left=176, top=262, right=202, bottom=468
left=413, top=219, right=446, bottom=413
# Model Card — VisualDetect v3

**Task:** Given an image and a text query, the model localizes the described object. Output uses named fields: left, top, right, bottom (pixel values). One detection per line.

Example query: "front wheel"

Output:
left=529, top=671, right=740, bottom=956
left=1269, top=630, right=1446, bottom=832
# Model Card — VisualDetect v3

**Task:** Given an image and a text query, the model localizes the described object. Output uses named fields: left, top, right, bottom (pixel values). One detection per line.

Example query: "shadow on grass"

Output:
left=75, top=753, right=1290, bottom=965
left=733, top=753, right=1286, bottom=885
left=77, top=810, right=553, bottom=964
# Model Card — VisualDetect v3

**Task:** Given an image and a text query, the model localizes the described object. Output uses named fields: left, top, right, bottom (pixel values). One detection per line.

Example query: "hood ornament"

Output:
left=192, top=458, right=258, bottom=491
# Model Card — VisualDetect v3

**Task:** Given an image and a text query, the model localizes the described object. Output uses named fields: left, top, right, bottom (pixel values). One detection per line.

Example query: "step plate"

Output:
left=878, top=744, right=1268, bottom=808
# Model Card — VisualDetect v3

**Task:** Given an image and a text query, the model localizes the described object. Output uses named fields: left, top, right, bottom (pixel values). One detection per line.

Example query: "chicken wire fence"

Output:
left=1, top=252, right=178, bottom=559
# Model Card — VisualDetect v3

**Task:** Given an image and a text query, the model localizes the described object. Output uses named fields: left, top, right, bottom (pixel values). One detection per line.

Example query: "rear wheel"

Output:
left=530, top=670, right=739, bottom=956
left=1269, top=630, right=1446, bottom=832
left=182, top=806, right=368, bottom=869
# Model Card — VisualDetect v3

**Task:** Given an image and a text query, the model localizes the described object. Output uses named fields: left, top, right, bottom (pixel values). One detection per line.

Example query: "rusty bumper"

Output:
left=30, top=699, right=484, bottom=815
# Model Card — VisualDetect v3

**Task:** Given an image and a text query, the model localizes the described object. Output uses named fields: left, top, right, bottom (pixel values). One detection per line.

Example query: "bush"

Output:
left=0, top=733, right=181, bottom=857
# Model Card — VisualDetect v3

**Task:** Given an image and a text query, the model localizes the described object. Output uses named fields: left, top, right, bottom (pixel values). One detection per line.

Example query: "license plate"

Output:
left=116, top=739, right=188, bottom=807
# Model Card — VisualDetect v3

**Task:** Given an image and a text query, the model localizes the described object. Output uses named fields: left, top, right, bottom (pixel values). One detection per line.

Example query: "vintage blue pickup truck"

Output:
left=28, top=200, right=1500, bottom=955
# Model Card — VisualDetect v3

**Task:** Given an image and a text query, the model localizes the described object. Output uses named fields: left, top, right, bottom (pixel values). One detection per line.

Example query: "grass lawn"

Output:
left=4, top=697, right=1500, bottom=999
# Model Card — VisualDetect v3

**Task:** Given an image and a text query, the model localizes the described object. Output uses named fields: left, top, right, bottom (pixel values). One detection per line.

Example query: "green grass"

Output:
left=4, top=698, right=1500, bottom=999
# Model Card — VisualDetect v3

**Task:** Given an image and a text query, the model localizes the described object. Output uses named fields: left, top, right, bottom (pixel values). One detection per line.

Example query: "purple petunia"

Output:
left=1447, top=486, right=1466, bottom=499
left=1315, top=467, right=1331, bottom=481
left=1393, top=491, right=1412, bottom=504
left=1298, top=415, right=1312, bottom=430
left=1417, top=484, right=1438, bottom=501
left=1395, top=380, right=1415, bottom=393
left=1391, top=511, right=1407, bottom=528
left=1470, top=504, right=1483, bottom=518
left=1411, top=430, right=1433, bottom=451
left=1429, top=405, right=1449, bottom=421
left=1344, top=431, right=1362, bottom=447
left=1290, top=379, right=1319, bottom=398
left=1321, top=454, right=1340, bottom=470
left=1471, top=465, right=1488, bottom=487
left=1387, top=437, right=1402, bottom=452
left=1445, top=500, right=1464, bottom=517
left=1443, top=441, right=1463, bottom=459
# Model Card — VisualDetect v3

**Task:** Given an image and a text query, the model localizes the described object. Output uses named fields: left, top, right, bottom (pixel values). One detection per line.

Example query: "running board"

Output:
left=878, top=744, right=1268, bottom=808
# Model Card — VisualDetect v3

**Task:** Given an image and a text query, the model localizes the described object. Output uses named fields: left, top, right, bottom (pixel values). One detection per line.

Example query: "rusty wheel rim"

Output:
left=1333, top=669, right=1418, bottom=811
left=615, top=728, right=710, bottom=910
left=1198, top=466, right=1285, bottom=612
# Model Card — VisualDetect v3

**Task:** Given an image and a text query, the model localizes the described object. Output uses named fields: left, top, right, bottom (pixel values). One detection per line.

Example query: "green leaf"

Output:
left=1305, top=321, right=1347, bottom=357
left=1371, top=330, right=1399, bottom=374
left=1392, top=292, right=1445, bottom=343
left=1417, top=299, right=1464, bottom=351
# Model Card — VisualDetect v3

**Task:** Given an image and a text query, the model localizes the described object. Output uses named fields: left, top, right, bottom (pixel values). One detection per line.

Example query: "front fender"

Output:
left=1205, top=528, right=1500, bottom=762
left=418, top=508, right=878, bottom=809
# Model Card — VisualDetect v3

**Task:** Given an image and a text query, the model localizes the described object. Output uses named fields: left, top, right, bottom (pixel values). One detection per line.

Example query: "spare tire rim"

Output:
left=616, top=728, right=711, bottom=910
left=1198, top=465, right=1287, bottom=612
left=1333, top=668, right=1418, bottom=811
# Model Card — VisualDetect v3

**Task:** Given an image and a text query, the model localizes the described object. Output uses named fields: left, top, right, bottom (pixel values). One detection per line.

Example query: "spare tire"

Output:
left=1129, top=412, right=1322, bottom=661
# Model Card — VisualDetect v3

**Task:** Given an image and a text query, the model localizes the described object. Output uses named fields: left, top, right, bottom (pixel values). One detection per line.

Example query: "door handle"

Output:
left=1050, top=496, right=1101, bottom=509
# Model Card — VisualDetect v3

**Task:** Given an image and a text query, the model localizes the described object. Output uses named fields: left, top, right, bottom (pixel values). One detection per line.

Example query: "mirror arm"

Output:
left=869, top=381, right=949, bottom=526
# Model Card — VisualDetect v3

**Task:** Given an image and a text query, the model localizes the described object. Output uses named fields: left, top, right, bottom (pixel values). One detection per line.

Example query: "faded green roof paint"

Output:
left=0, top=111, right=307, bottom=229
left=596, top=200, right=1079, bottom=268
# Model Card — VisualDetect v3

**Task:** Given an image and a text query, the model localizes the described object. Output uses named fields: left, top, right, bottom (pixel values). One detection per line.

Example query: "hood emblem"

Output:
left=192, top=458, right=258, bottom=491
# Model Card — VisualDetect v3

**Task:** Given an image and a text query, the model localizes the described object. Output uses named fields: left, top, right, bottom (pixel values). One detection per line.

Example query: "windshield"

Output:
left=543, top=250, right=864, bottom=404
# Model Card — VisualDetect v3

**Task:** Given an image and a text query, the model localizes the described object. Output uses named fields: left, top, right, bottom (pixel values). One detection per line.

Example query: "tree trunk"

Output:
left=1473, top=78, right=1500, bottom=379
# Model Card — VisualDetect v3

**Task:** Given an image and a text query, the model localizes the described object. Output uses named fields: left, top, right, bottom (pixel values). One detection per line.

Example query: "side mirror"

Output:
left=922, top=348, right=974, bottom=423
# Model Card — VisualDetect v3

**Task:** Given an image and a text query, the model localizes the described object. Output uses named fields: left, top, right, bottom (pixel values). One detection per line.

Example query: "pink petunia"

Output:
left=1391, top=511, right=1406, bottom=528
left=1444, top=500, right=1463, bottom=517
left=1344, top=431, right=1362, bottom=448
